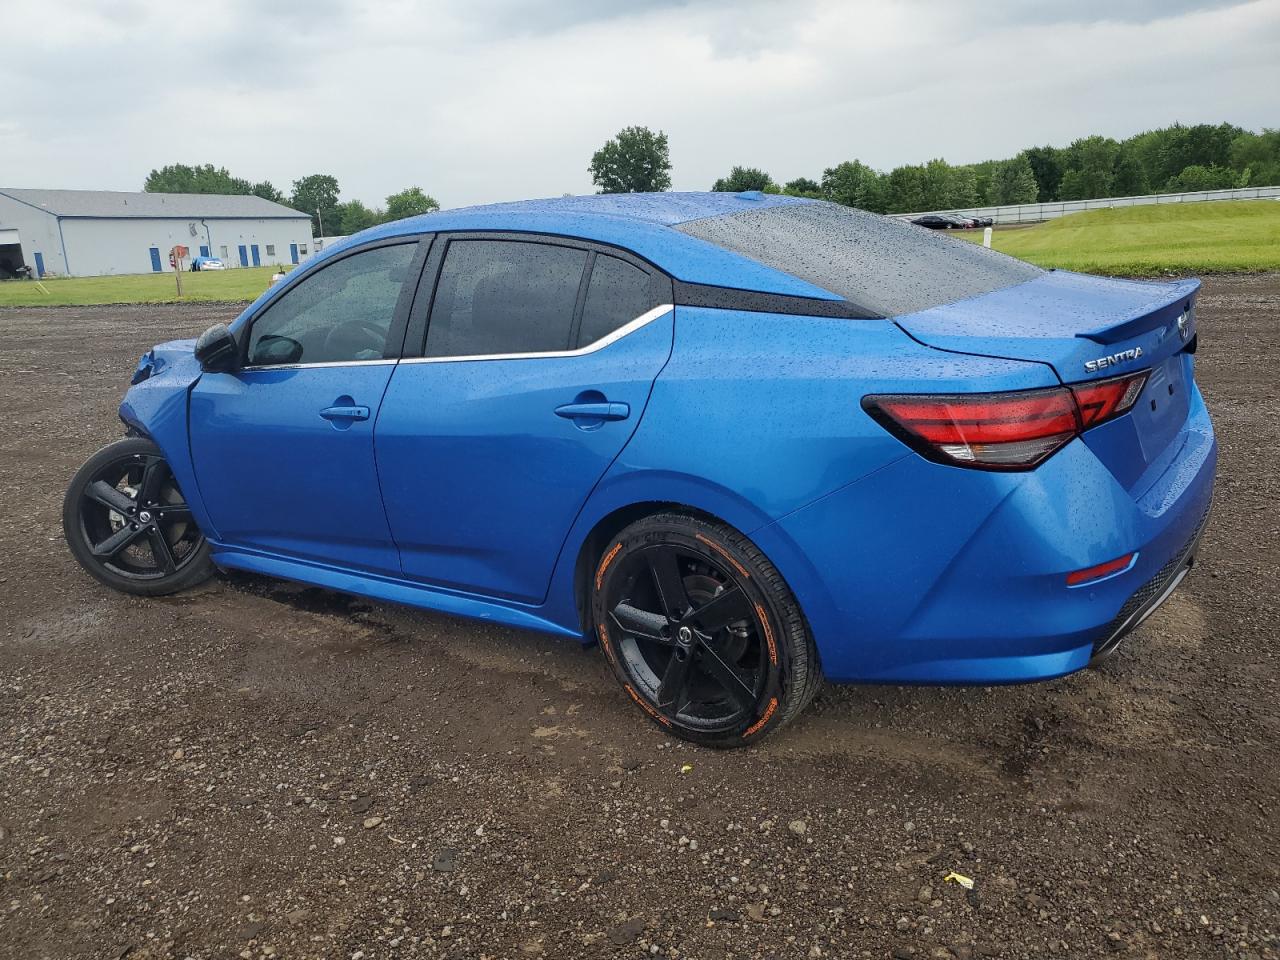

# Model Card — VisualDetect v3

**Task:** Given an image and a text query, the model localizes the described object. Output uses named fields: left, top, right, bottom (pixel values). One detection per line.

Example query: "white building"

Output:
left=0, top=188, right=315, bottom=277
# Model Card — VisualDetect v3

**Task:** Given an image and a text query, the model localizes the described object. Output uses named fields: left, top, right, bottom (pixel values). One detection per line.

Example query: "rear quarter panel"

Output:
left=542, top=306, right=1058, bottom=634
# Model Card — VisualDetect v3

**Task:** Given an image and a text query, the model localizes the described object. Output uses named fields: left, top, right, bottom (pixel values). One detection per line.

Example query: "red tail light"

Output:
left=863, top=371, right=1149, bottom=470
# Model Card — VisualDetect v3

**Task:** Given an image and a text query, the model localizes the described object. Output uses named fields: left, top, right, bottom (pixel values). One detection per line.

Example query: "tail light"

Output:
left=863, top=371, right=1149, bottom=471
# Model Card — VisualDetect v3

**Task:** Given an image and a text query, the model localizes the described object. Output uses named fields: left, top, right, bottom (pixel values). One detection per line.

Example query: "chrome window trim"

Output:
left=242, top=358, right=399, bottom=372
left=401, top=303, right=674, bottom=365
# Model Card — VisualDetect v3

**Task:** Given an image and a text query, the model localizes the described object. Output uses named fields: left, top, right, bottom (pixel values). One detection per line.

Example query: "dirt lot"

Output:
left=1, top=277, right=1277, bottom=960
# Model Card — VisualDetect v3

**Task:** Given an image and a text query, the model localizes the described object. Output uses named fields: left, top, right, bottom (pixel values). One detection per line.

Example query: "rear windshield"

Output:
left=676, top=201, right=1042, bottom=317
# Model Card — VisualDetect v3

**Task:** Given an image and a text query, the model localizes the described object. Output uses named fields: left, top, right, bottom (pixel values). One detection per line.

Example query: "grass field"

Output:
left=0, top=265, right=290, bottom=307
left=953, top=199, right=1280, bottom=275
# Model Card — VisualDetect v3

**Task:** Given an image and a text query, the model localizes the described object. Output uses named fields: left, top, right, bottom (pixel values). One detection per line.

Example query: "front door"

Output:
left=33, top=251, right=45, bottom=277
left=290, top=243, right=299, bottom=265
left=238, top=245, right=248, bottom=267
left=376, top=237, right=674, bottom=603
left=189, top=239, right=424, bottom=575
left=149, top=247, right=162, bottom=272
left=251, top=244, right=261, bottom=267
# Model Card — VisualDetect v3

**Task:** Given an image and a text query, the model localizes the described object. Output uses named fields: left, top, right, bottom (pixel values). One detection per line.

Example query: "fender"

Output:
left=116, top=339, right=222, bottom=542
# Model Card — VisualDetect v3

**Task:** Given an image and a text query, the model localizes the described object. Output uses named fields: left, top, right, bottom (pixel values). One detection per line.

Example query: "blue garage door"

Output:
left=289, top=243, right=299, bottom=265
left=251, top=244, right=261, bottom=267
left=149, top=247, right=162, bottom=272
left=238, top=245, right=248, bottom=267
left=199, top=245, right=210, bottom=258
left=34, top=252, right=45, bottom=277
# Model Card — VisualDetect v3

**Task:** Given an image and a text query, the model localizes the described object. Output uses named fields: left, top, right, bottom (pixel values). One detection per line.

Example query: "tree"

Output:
left=882, top=164, right=926, bottom=213
left=711, top=166, right=773, bottom=192
left=1229, top=128, right=1280, bottom=186
left=1058, top=136, right=1120, bottom=200
left=384, top=187, right=440, bottom=221
left=336, top=199, right=381, bottom=235
left=820, top=160, right=885, bottom=212
left=291, top=174, right=341, bottom=236
left=589, top=126, right=672, bottom=193
left=145, top=163, right=244, bottom=194
left=1112, top=147, right=1149, bottom=196
left=1022, top=146, right=1065, bottom=202
left=250, top=180, right=286, bottom=204
left=987, top=155, right=1040, bottom=205
left=783, top=177, right=822, bottom=198
left=1164, top=164, right=1240, bottom=192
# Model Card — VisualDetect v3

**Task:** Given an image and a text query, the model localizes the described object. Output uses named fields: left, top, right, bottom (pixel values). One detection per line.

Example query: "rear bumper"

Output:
left=1090, top=501, right=1209, bottom=662
left=758, top=382, right=1217, bottom=684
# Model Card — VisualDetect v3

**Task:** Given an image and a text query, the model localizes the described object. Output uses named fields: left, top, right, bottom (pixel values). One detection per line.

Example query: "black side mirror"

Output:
left=194, top=323, right=239, bottom=373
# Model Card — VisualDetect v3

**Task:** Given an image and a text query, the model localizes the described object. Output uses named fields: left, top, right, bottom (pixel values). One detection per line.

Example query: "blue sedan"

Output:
left=62, top=192, right=1216, bottom=746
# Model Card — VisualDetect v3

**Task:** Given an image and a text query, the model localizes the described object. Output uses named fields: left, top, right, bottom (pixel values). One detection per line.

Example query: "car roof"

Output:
left=329, top=192, right=844, bottom=301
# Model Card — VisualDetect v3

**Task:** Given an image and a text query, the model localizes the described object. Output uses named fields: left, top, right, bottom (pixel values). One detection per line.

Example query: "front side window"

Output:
left=426, top=240, right=588, bottom=358
left=578, top=254, right=653, bottom=347
left=245, top=243, right=416, bottom=366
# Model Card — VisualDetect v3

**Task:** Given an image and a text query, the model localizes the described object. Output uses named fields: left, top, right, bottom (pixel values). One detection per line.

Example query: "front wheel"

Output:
left=62, top=437, right=215, bottom=596
left=591, top=513, right=821, bottom=747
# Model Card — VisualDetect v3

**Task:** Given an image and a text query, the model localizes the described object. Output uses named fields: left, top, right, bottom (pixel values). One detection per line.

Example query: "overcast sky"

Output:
left=2, top=0, right=1277, bottom=210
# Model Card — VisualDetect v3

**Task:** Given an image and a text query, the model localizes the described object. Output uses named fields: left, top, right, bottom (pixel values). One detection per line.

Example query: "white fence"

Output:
left=894, top=185, right=1280, bottom=225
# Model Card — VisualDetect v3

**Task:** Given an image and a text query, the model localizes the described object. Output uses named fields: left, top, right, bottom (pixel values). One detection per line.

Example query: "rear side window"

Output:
left=426, top=240, right=588, bottom=357
left=676, top=200, right=1043, bottom=316
left=578, top=254, right=653, bottom=346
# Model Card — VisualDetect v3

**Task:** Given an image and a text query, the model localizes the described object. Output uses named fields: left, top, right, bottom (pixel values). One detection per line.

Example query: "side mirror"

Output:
left=194, top=323, right=239, bottom=373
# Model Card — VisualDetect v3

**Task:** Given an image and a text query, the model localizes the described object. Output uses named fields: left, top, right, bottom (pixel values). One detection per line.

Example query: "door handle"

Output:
left=554, top=401, right=630, bottom=421
left=320, top=404, right=370, bottom=421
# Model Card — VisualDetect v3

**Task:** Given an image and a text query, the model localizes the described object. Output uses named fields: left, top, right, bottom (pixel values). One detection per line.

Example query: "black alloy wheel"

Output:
left=591, top=513, right=820, bottom=747
left=63, top=437, right=215, bottom=596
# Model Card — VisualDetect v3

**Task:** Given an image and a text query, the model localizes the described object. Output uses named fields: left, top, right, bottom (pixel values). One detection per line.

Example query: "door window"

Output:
left=245, top=243, right=416, bottom=366
left=425, top=240, right=588, bottom=358
left=578, top=254, right=654, bottom=347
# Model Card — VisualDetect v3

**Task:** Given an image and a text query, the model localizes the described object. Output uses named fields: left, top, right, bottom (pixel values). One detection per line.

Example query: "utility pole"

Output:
left=316, top=207, right=324, bottom=239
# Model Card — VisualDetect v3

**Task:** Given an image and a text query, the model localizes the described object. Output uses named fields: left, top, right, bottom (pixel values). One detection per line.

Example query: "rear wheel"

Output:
left=62, top=437, right=214, bottom=596
left=590, top=512, right=821, bottom=747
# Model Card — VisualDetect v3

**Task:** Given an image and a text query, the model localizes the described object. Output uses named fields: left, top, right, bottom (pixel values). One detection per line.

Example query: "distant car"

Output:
left=911, top=214, right=974, bottom=229
left=969, top=214, right=995, bottom=228
left=190, top=256, right=225, bottom=272
left=62, top=192, right=1216, bottom=747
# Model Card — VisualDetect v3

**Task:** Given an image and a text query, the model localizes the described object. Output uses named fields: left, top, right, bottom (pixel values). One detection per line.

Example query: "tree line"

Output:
left=592, top=122, right=1280, bottom=212
left=143, top=164, right=439, bottom=236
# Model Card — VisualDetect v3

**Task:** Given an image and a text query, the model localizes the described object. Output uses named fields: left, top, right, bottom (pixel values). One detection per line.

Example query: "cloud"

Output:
left=1, top=0, right=1276, bottom=208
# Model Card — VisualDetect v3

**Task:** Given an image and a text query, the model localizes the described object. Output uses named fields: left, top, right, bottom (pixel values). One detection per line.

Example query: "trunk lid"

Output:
left=894, top=270, right=1201, bottom=491
left=893, top=270, right=1199, bottom=383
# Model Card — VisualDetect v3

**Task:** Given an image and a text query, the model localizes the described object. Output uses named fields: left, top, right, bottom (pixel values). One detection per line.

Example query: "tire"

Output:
left=590, top=512, right=821, bottom=747
left=63, top=436, right=215, bottom=596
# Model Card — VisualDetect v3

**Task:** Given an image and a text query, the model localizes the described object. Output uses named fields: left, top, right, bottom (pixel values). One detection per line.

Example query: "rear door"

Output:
left=375, top=234, right=674, bottom=604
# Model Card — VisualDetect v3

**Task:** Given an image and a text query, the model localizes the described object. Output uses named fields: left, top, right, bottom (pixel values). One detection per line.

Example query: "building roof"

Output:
left=0, top=187, right=310, bottom=220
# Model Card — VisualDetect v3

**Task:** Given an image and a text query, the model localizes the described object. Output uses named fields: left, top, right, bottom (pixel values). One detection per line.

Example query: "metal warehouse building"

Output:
left=0, top=188, right=314, bottom=277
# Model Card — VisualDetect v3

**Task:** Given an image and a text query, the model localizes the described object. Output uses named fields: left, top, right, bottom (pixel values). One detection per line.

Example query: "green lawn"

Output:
left=0, top=265, right=292, bottom=307
left=953, top=199, right=1280, bottom=275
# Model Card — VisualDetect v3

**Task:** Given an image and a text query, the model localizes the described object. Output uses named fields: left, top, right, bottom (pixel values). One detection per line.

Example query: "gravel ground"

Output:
left=1, top=277, right=1277, bottom=960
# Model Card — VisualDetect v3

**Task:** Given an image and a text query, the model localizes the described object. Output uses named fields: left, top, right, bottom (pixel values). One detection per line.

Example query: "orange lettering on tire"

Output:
left=754, top=602, right=778, bottom=666
left=695, top=533, right=750, bottom=580
left=743, top=697, right=778, bottom=738
left=596, top=542, right=623, bottom=591
left=625, top=683, right=672, bottom=727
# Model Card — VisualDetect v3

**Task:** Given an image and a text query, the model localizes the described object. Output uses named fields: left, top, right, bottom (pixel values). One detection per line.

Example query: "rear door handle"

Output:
left=320, top=405, right=370, bottom=421
left=554, top=401, right=630, bottom=421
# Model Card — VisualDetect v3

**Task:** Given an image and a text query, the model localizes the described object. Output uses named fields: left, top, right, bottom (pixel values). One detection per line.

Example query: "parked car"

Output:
left=190, top=256, right=225, bottom=272
left=910, top=213, right=957, bottom=229
left=62, top=193, right=1216, bottom=747
left=969, top=214, right=995, bottom=227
